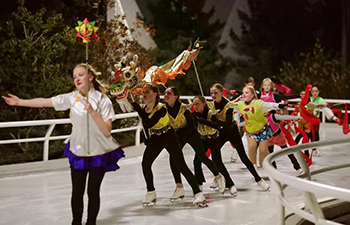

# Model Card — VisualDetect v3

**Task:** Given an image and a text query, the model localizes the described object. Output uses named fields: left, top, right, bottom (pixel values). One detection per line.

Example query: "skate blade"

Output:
left=142, top=199, right=156, bottom=206
left=170, top=195, right=184, bottom=202
left=230, top=192, right=238, bottom=197
left=195, top=202, right=208, bottom=207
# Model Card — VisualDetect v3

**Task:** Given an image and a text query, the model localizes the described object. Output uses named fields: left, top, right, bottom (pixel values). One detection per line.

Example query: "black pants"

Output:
left=142, top=129, right=200, bottom=195
left=203, top=137, right=235, bottom=188
left=219, top=126, right=261, bottom=182
left=268, top=145, right=301, bottom=170
left=70, top=166, right=106, bottom=225
left=169, top=133, right=219, bottom=185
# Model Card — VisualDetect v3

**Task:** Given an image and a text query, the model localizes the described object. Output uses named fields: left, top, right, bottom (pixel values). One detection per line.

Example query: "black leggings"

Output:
left=170, top=133, right=219, bottom=185
left=142, top=129, right=200, bottom=195
left=70, top=166, right=106, bottom=225
left=268, top=145, right=301, bottom=170
left=219, top=126, right=261, bottom=182
left=203, top=137, right=235, bottom=188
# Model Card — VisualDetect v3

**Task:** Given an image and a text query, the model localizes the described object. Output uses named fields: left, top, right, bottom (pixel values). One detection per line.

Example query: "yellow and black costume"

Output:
left=192, top=104, right=236, bottom=188
left=132, top=101, right=201, bottom=195
left=210, top=97, right=262, bottom=183
left=167, top=100, right=220, bottom=185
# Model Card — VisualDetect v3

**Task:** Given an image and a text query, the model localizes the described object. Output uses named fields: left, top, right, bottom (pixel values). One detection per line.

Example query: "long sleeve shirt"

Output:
left=51, top=89, right=119, bottom=156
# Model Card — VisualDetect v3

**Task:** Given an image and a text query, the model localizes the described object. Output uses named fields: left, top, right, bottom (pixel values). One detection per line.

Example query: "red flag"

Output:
left=343, top=103, right=349, bottom=134
left=293, top=123, right=310, bottom=144
left=281, top=124, right=312, bottom=166
left=301, top=84, right=312, bottom=106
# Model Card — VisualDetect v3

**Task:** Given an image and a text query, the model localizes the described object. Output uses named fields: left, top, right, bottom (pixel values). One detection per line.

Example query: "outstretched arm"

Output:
left=2, top=94, right=53, bottom=108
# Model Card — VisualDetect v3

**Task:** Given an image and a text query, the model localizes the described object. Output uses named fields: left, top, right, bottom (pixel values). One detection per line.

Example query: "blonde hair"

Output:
left=243, top=86, right=258, bottom=100
left=75, top=63, right=107, bottom=94
left=211, top=83, right=224, bottom=92
left=260, top=78, right=274, bottom=92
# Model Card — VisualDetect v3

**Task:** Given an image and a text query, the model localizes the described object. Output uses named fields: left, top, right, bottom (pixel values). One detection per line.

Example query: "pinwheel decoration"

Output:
left=75, top=18, right=99, bottom=43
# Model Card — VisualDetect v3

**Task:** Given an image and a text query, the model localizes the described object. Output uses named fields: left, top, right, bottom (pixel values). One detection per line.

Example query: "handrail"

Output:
left=0, top=96, right=349, bottom=162
left=0, top=112, right=142, bottom=161
left=263, top=137, right=350, bottom=225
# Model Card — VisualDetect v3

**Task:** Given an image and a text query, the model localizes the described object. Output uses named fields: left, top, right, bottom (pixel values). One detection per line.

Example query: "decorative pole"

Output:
left=75, top=18, right=99, bottom=154
left=192, top=60, right=204, bottom=96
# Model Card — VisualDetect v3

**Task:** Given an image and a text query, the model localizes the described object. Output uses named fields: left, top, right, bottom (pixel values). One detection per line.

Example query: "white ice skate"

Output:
left=198, top=184, right=203, bottom=192
left=216, top=174, right=226, bottom=194
left=193, top=192, right=208, bottom=207
left=210, top=178, right=218, bottom=190
left=169, top=187, right=185, bottom=202
left=229, top=185, right=238, bottom=197
left=142, top=191, right=157, bottom=206
left=296, top=168, right=303, bottom=175
left=257, top=179, right=270, bottom=191
left=230, top=150, right=238, bottom=162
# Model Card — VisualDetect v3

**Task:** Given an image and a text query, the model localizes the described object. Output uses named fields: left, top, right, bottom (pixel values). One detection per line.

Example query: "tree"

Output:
left=141, top=0, right=232, bottom=95
left=280, top=40, right=350, bottom=99
left=0, top=1, right=156, bottom=163
left=229, top=0, right=342, bottom=88
left=0, top=1, right=78, bottom=162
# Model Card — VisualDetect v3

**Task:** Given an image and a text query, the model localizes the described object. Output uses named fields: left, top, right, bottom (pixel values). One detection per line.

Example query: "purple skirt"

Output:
left=64, top=142, right=125, bottom=172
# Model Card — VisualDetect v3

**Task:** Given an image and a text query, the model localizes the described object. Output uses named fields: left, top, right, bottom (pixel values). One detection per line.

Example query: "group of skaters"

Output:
left=1, top=64, right=341, bottom=224
left=131, top=76, right=342, bottom=208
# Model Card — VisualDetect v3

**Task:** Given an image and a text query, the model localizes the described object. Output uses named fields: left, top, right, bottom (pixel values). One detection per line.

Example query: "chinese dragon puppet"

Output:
left=107, top=40, right=202, bottom=112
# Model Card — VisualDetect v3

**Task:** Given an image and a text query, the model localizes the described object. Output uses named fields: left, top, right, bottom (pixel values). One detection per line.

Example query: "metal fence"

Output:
left=263, top=138, right=350, bottom=225
left=0, top=97, right=349, bottom=161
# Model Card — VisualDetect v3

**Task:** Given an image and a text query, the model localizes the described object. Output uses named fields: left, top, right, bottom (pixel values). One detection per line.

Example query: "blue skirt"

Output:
left=64, top=142, right=125, bottom=172
left=247, top=125, right=273, bottom=142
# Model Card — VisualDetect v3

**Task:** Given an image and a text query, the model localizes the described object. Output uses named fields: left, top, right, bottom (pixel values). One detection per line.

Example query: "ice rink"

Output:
left=0, top=123, right=349, bottom=225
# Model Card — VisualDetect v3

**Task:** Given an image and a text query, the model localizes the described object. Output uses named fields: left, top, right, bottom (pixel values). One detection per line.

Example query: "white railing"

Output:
left=0, top=112, right=143, bottom=161
left=263, top=138, right=350, bottom=225
left=0, top=97, right=349, bottom=162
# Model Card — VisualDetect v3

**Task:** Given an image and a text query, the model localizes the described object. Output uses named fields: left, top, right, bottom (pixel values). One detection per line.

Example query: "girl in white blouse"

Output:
left=2, top=63, right=124, bottom=225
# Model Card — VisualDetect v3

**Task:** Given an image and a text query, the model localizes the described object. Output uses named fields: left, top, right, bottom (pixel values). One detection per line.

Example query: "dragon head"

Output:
left=108, top=54, right=144, bottom=101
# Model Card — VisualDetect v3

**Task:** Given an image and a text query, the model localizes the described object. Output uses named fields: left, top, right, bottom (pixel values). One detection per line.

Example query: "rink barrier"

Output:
left=0, top=97, right=349, bottom=161
left=263, top=138, right=350, bottom=225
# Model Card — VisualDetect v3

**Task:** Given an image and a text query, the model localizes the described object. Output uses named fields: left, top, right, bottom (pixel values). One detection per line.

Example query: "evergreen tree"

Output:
left=143, top=0, right=232, bottom=95
left=0, top=1, right=77, bottom=161
left=280, top=40, right=350, bottom=99
left=230, top=0, right=342, bottom=88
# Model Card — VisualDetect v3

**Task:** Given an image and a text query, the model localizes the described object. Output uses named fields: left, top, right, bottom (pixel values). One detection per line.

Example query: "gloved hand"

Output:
left=131, top=102, right=142, bottom=113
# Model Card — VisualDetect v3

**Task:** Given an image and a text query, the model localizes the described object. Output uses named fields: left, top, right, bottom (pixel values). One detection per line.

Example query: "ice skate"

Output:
left=216, top=174, right=226, bottom=194
left=230, top=150, right=238, bottom=162
left=198, top=184, right=203, bottom=192
left=169, top=187, right=184, bottom=202
left=142, top=191, right=157, bottom=206
left=314, top=148, right=321, bottom=156
left=193, top=192, right=208, bottom=207
left=229, top=185, right=238, bottom=197
left=210, top=178, right=218, bottom=190
left=257, top=179, right=270, bottom=191
left=296, top=168, right=303, bottom=175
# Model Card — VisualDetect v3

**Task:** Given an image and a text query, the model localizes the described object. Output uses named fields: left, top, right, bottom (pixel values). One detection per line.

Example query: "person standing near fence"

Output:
left=2, top=63, right=125, bottom=225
